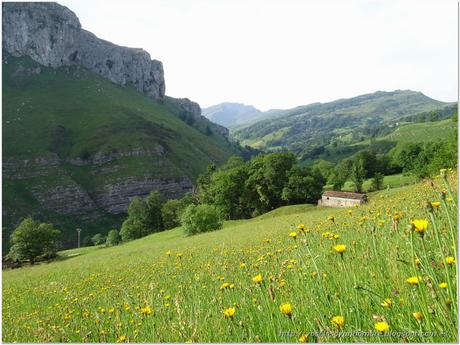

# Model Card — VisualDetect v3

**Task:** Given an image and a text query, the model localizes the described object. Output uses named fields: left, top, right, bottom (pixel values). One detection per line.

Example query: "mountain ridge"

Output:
left=232, top=89, right=453, bottom=158
left=202, top=102, right=262, bottom=128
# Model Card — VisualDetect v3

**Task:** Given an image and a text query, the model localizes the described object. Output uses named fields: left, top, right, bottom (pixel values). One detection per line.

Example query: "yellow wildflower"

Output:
left=374, top=321, right=389, bottom=332
left=333, top=244, right=346, bottom=254
left=252, top=274, right=263, bottom=284
left=439, top=282, right=448, bottom=289
left=431, top=201, right=441, bottom=208
left=298, top=335, right=308, bottom=343
left=116, top=335, right=126, bottom=343
left=330, top=315, right=345, bottom=328
left=406, top=276, right=422, bottom=285
left=279, top=303, right=292, bottom=317
left=223, top=307, right=236, bottom=319
left=413, top=311, right=423, bottom=321
left=411, top=219, right=428, bottom=234
left=380, top=298, right=392, bottom=308
left=140, top=306, right=152, bottom=316
left=289, top=231, right=297, bottom=240
left=220, top=282, right=230, bottom=290
left=445, top=256, right=456, bottom=265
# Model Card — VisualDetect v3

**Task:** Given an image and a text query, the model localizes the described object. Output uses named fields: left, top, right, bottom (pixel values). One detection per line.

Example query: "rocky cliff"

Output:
left=2, top=2, right=240, bottom=250
left=2, top=2, right=165, bottom=100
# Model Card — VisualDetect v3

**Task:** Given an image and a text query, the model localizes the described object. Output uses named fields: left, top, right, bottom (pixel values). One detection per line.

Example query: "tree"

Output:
left=8, top=218, right=60, bottom=263
left=106, top=229, right=121, bottom=246
left=196, top=164, right=217, bottom=204
left=161, top=199, right=183, bottom=229
left=312, top=159, right=335, bottom=181
left=245, top=152, right=296, bottom=215
left=120, top=217, right=145, bottom=242
left=161, top=194, right=194, bottom=230
left=119, top=191, right=167, bottom=242
left=350, top=158, right=367, bottom=193
left=281, top=167, right=324, bottom=204
left=329, top=159, right=352, bottom=191
left=207, top=163, right=249, bottom=219
left=180, top=204, right=223, bottom=236
left=126, top=197, right=149, bottom=225
left=371, top=172, right=384, bottom=191
left=91, top=233, right=106, bottom=246
left=144, top=190, right=165, bottom=231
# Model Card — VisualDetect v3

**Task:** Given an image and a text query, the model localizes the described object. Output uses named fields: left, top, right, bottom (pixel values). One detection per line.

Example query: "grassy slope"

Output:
left=3, top=173, right=458, bottom=342
left=3, top=56, right=232, bottom=175
left=3, top=56, right=236, bottom=248
left=348, top=119, right=456, bottom=148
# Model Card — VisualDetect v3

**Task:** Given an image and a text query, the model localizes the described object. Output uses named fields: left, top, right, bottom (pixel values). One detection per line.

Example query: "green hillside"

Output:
left=2, top=56, right=240, bottom=249
left=3, top=173, right=457, bottom=342
left=232, top=90, right=454, bottom=161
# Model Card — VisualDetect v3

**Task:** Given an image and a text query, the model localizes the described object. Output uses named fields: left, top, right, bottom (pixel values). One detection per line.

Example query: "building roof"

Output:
left=322, top=191, right=366, bottom=200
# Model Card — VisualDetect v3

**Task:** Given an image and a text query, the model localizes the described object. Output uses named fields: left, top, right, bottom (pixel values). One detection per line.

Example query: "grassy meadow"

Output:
left=2, top=170, right=458, bottom=342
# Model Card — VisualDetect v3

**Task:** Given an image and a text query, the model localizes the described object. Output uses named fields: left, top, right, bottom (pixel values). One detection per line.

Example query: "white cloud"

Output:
left=59, top=0, right=457, bottom=110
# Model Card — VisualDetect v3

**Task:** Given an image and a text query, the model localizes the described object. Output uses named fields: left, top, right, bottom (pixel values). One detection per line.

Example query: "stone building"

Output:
left=318, top=191, right=367, bottom=207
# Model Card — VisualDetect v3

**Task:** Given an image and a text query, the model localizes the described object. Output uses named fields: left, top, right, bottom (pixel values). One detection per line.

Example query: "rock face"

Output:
left=173, top=97, right=230, bottom=138
left=2, top=2, right=165, bottom=100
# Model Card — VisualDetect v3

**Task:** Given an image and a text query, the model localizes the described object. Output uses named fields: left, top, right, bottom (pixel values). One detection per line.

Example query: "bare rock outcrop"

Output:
left=2, top=2, right=165, bottom=100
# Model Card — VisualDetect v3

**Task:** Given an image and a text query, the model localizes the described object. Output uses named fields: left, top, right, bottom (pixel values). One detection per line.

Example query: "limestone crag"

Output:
left=67, top=146, right=165, bottom=166
left=174, top=97, right=230, bottom=138
left=3, top=146, right=194, bottom=217
left=96, top=177, right=193, bottom=214
left=2, top=2, right=165, bottom=100
left=31, top=183, right=98, bottom=216
left=3, top=154, right=61, bottom=179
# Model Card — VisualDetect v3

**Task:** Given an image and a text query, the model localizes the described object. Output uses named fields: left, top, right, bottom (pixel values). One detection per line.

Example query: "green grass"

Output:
left=382, top=119, right=455, bottom=143
left=3, top=173, right=458, bottom=342
left=349, top=119, right=456, bottom=149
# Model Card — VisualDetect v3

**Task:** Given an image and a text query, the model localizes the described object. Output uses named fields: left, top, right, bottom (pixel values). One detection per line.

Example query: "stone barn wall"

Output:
left=318, top=196, right=363, bottom=207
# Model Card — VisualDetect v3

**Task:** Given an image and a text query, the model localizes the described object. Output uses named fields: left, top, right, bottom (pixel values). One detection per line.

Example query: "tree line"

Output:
left=6, top=119, right=457, bottom=264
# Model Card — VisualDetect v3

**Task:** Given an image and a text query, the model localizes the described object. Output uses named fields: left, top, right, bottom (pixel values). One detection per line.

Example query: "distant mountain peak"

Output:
left=202, top=102, right=262, bottom=128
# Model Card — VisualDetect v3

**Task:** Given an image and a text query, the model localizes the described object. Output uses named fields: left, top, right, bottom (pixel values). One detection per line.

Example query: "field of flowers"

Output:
left=2, top=170, right=458, bottom=343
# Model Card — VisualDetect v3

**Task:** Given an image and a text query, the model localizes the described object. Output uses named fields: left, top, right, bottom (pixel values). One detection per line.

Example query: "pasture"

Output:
left=2, top=171, right=457, bottom=342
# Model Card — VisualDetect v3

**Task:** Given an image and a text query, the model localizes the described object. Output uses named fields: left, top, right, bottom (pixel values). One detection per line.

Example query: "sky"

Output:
left=58, top=0, right=457, bottom=111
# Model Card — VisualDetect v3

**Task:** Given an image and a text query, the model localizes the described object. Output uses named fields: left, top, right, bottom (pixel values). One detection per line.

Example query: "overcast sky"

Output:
left=60, top=0, right=457, bottom=111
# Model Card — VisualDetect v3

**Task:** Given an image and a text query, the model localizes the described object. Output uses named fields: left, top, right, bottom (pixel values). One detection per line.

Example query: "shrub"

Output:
left=8, top=218, right=60, bottom=263
left=106, top=229, right=120, bottom=246
left=82, top=235, right=93, bottom=247
left=162, top=194, right=195, bottom=229
left=91, top=233, right=106, bottom=246
left=180, top=204, right=223, bottom=236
